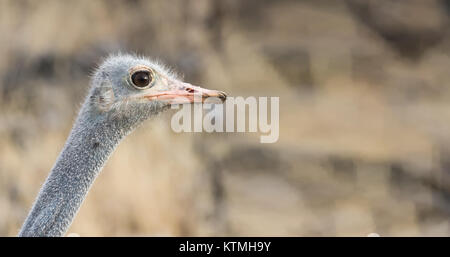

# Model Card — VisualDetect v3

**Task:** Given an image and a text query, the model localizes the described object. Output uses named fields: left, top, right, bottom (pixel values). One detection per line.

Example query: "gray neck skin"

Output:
left=19, top=105, right=135, bottom=237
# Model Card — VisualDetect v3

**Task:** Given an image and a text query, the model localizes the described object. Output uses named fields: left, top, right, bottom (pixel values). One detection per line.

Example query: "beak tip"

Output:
left=217, top=91, right=227, bottom=102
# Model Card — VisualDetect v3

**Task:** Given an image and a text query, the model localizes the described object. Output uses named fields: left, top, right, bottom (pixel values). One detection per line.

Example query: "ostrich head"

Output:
left=18, top=54, right=227, bottom=237
left=85, top=54, right=226, bottom=131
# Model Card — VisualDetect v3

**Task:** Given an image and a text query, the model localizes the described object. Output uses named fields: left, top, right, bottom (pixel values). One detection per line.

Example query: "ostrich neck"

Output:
left=19, top=107, right=127, bottom=237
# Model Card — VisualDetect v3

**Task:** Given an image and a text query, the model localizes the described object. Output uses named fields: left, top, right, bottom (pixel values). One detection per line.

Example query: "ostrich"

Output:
left=18, top=54, right=227, bottom=237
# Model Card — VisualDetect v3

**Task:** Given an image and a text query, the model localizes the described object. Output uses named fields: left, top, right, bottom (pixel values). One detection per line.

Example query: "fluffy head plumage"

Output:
left=82, top=53, right=226, bottom=133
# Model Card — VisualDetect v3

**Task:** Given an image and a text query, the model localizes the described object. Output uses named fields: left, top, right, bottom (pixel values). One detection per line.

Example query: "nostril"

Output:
left=186, top=88, right=196, bottom=93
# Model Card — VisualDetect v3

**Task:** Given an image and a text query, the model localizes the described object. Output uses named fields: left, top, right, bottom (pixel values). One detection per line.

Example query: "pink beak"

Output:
left=143, top=81, right=227, bottom=104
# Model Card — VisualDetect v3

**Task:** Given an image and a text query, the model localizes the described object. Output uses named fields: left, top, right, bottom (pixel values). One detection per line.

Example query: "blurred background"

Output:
left=1, top=0, right=450, bottom=236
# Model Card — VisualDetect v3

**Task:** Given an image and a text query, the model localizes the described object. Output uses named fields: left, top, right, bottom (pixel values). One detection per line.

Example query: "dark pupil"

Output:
left=132, top=71, right=151, bottom=88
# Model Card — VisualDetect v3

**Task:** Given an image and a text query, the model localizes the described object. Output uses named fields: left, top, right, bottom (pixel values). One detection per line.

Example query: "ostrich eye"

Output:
left=131, top=70, right=152, bottom=89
